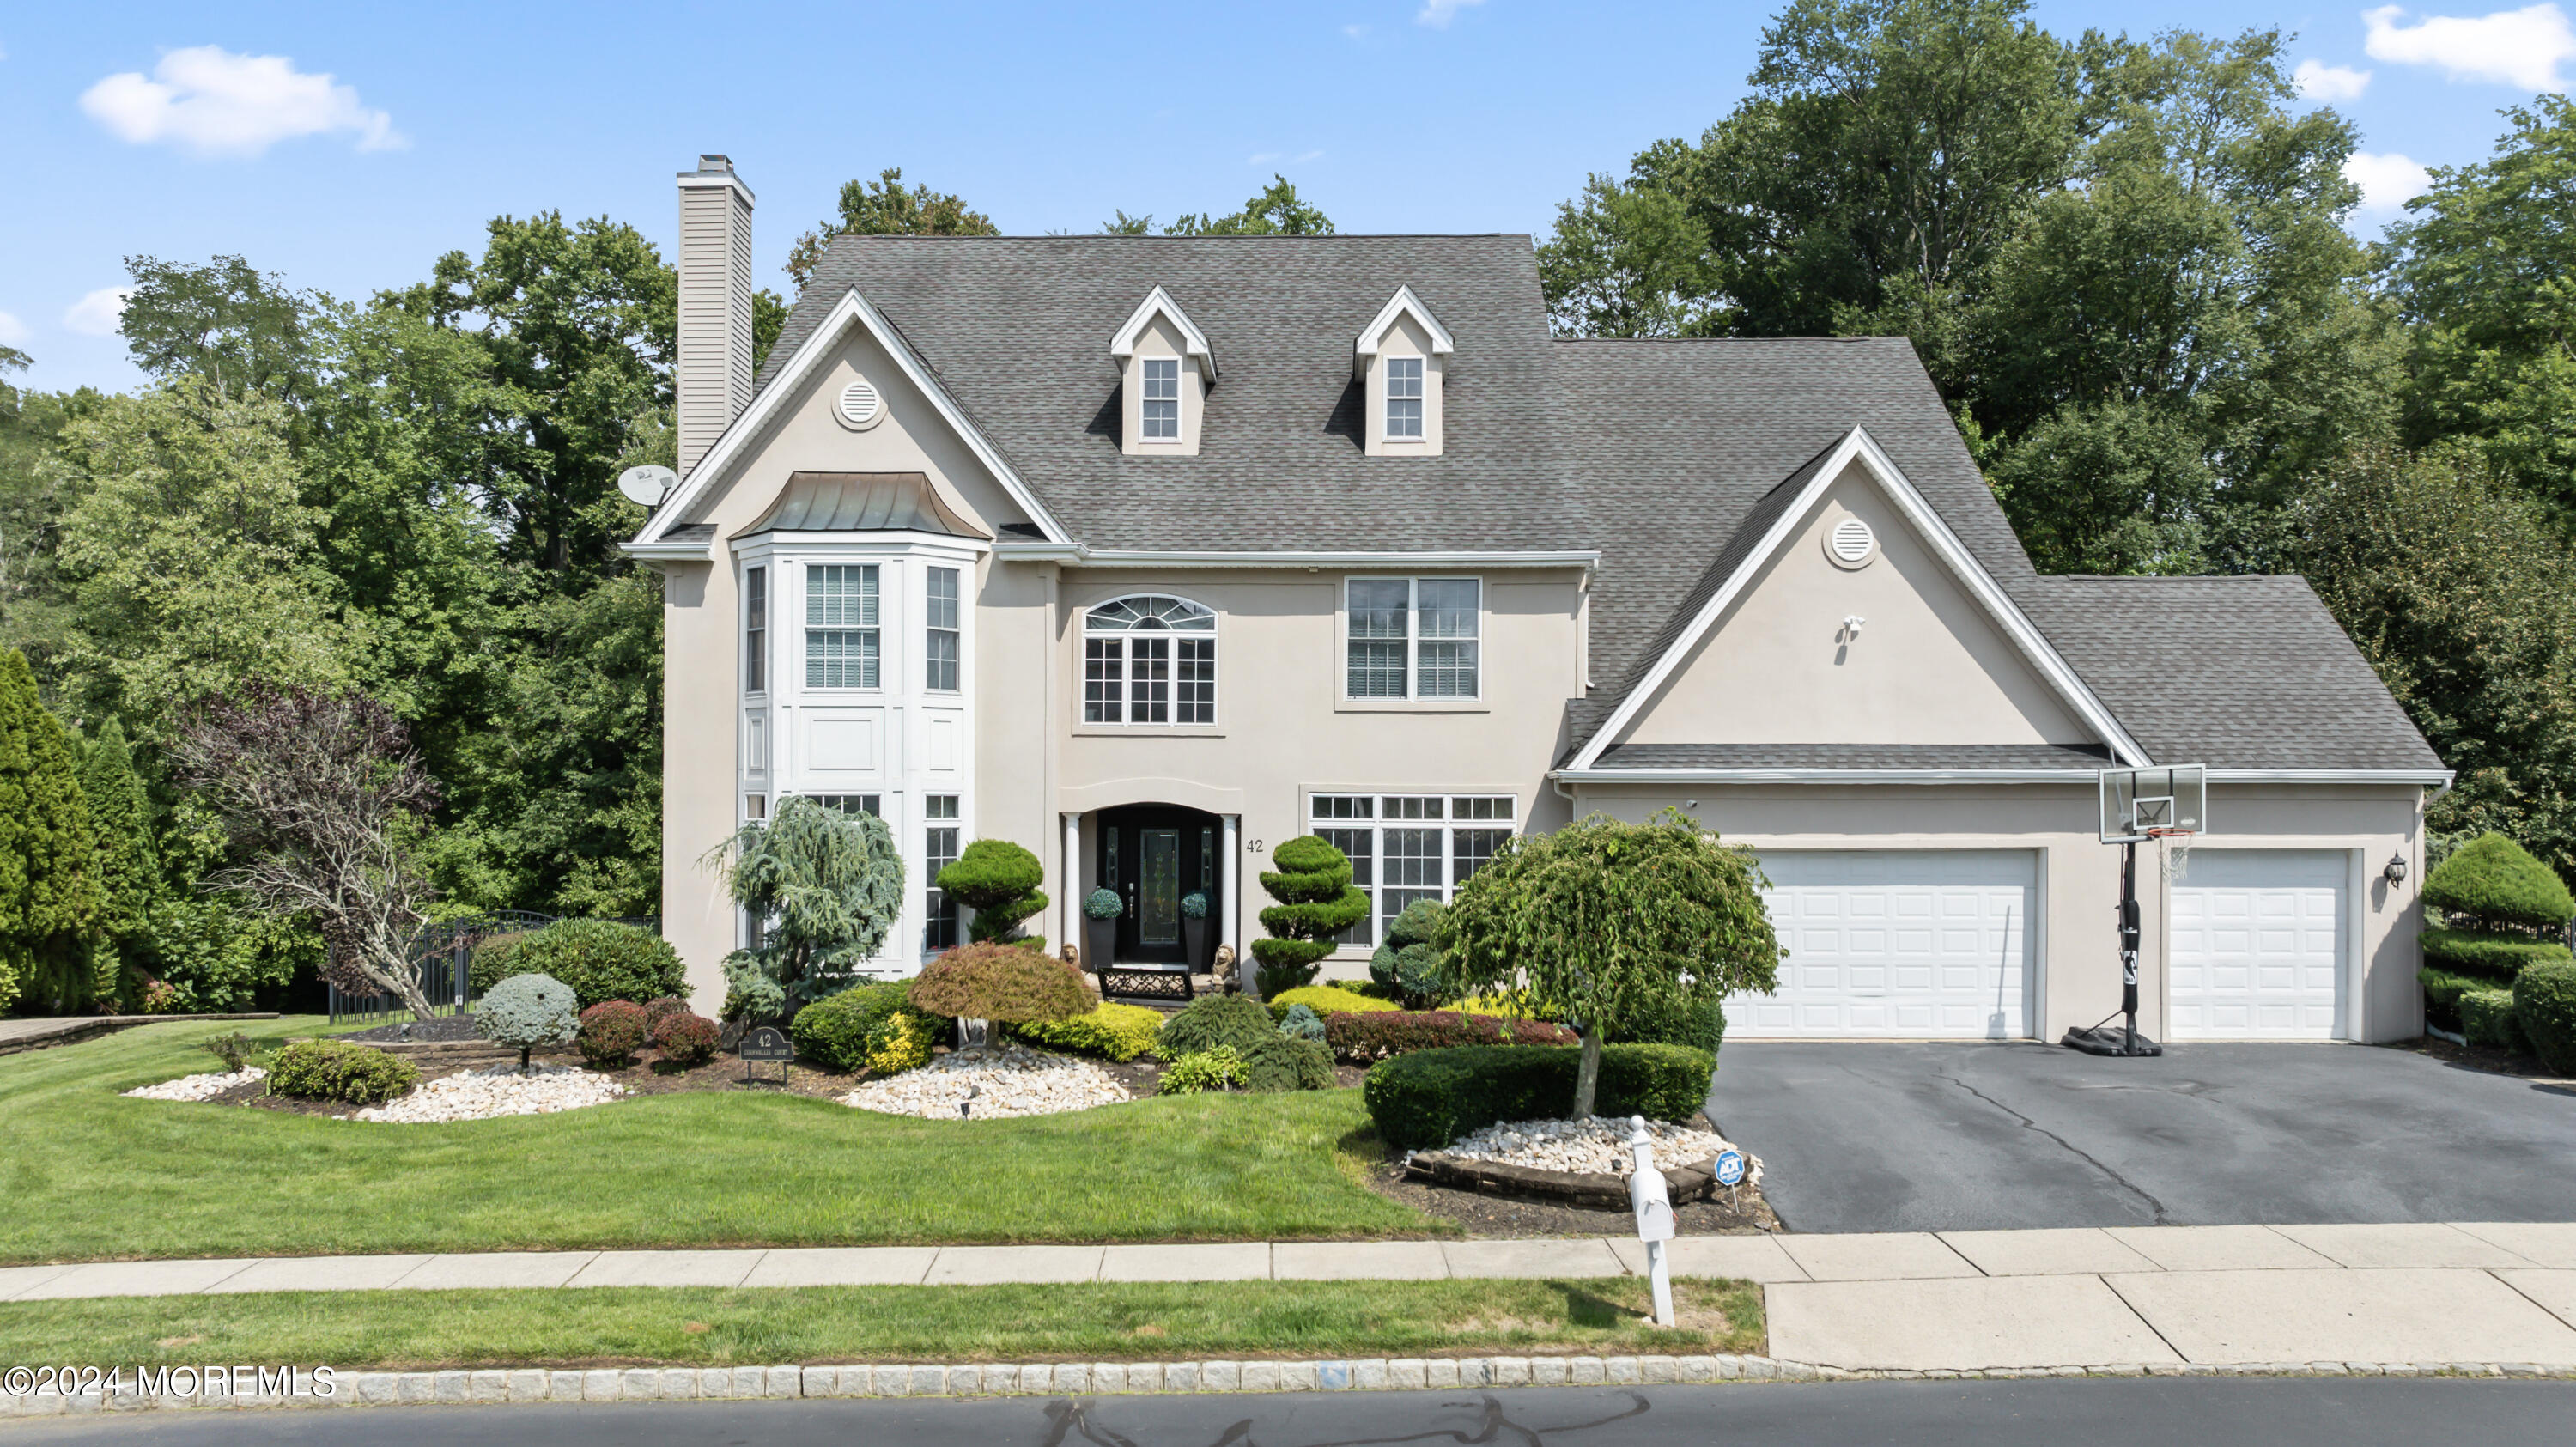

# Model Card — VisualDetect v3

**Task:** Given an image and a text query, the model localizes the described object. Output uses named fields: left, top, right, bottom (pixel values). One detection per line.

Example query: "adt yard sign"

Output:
left=1715, top=1151, right=1747, bottom=1188
left=740, top=1026, right=792, bottom=1085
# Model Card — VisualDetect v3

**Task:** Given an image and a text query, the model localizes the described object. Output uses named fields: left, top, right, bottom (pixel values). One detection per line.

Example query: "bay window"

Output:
left=805, top=564, right=879, bottom=689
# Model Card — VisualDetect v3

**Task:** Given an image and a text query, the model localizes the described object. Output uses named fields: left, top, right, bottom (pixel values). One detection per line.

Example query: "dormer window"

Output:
left=1143, top=358, right=1182, bottom=441
left=1387, top=357, right=1424, bottom=439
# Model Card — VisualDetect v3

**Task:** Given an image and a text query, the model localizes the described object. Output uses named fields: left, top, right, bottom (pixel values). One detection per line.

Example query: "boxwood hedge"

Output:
left=1362, top=1043, right=1716, bottom=1151
left=2424, top=833, right=2575, bottom=932
left=2419, top=928, right=2570, bottom=982
left=2515, top=958, right=2576, bottom=1076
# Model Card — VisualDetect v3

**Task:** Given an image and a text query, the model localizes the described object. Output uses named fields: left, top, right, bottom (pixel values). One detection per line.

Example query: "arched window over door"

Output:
left=1083, top=595, right=1216, bottom=725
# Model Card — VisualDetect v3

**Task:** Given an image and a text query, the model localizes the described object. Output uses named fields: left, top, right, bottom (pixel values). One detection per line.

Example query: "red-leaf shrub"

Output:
left=577, top=1000, right=649, bottom=1067
left=651, top=1009, right=720, bottom=1066
left=907, top=942, right=1096, bottom=1024
left=1325, top=1009, right=1578, bottom=1063
left=644, top=996, right=690, bottom=1028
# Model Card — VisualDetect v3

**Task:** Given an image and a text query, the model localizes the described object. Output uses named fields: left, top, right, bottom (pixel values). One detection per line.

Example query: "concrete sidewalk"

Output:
left=8, top=1224, right=2576, bottom=1372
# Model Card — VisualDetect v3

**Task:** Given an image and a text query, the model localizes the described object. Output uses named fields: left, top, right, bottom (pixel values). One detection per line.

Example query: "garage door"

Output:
left=1728, top=850, right=2036, bottom=1039
left=2168, top=848, right=2346, bottom=1040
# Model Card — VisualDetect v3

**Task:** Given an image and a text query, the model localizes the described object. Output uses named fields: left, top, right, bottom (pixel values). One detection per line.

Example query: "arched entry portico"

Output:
left=1095, top=804, right=1223, bottom=964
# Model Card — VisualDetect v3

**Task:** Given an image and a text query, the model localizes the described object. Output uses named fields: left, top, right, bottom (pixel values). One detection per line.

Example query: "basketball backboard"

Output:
left=2099, top=765, right=2206, bottom=843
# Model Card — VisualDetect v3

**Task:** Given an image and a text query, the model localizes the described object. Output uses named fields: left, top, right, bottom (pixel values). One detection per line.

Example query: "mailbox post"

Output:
left=1626, top=1116, right=1675, bottom=1327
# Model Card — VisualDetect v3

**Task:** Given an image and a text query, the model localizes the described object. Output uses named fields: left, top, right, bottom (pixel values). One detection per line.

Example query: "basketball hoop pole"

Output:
left=2118, top=840, right=2146, bottom=1054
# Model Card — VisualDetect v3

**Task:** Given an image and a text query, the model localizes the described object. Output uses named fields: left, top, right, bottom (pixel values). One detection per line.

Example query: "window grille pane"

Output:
left=806, top=628, right=879, bottom=689
left=1382, top=827, right=1443, bottom=937
left=744, top=568, right=766, bottom=695
left=926, top=568, right=959, bottom=629
left=1319, top=827, right=1375, bottom=946
left=1347, top=580, right=1411, bottom=637
left=805, top=794, right=881, bottom=816
left=1084, top=638, right=1122, bottom=723
left=1453, top=828, right=1508, bottom=884
left=1417, top=640, right=1479, bottom=698
left=1176, top=636, right=1215, bottom=724
left=1128, top=635, right=1170, bottom=723
left=1347, top=580, right=1411, bottom=697
left=1143, top=400, right=1178, bottom=439
left=1384, top=796, right=1443, bottom=820
left=808, top=565, right=878, bottom=627
left=1347, top=641, right=1406, bottom=698
left=925, top=794, right=960, bottom=820
left=1387, top=358, right=1423, bottom=439
left=1387, top=397, right=1422, bottom=438
left=1418, top=579, right=1479, bottom=637
left=926, top=629, right=959, bottom=691
left=1311, top=795, right=1373, bottom=820
left=1451, top=796, right=1513, bottom=820
left=1387, top=357, right=1423, bottom=398
left=1144, top=358, right=1180, bottom=398
left=924, top=824, right=961, bottom=952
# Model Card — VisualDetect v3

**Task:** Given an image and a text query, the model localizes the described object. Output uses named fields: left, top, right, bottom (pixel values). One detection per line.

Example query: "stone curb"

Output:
left=6, top=1355, right=2571, bottom=1414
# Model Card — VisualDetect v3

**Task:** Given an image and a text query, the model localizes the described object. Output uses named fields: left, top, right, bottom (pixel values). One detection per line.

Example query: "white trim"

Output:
left=1353, top=285, right=1455, bottom=380
left=1109, top=286, right=1218, bottom=377
left=624, top=539, right=715, bottom=562
left=676, top=168, right=755, bottom=204
left=2205, top=769, right=2455, bottom=787
left=991, top=544, right=1598, bottom=570
left=1555, top=766, right=2455, bottom=787
left=1562, top=427, right=2149, bottom=772
left=632, top=287, right=1071, bottom=550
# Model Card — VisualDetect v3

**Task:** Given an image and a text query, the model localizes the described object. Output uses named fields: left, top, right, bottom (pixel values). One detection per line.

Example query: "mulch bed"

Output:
left=2380, top=1036, right=2575, bottom=1087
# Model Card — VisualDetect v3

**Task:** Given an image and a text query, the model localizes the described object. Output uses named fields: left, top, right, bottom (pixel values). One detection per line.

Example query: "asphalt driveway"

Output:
left=1709, top=1042, right=2576, bottom=1233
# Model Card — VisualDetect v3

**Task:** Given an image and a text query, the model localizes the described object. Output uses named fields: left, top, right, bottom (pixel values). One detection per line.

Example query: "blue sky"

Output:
left=3, top=0, right=2567, bottom=393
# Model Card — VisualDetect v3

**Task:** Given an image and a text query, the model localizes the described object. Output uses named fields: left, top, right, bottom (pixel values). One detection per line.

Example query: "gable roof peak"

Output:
left=1109, top=286, right=1217, bottom=379
left=1353, top=284, right=1455, bottom=380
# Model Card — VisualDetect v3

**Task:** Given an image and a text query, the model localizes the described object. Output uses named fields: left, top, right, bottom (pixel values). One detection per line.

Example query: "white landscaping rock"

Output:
left=124, top=1067, right=266, bottom=1102
left=841, top=1042, right=1127, bottom=1119
left=1441, top=1115, right=1761, bottom=1183
left=349, top=1063, right=627, bottom=1123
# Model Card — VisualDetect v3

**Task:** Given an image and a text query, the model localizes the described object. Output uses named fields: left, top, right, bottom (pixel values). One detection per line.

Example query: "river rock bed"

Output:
left=841, top=1042, right=1129, bottom=1119
left=349, top=1063, right=629, bottom=1123
left=1441, top=1116, right=1759, bottom=1183
left=125, top=1067, right=267, bottom=1102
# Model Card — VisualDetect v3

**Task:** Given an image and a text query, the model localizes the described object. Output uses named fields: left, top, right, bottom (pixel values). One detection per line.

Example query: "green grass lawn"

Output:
left=0, top=1017, right=1445, bottom=1264
left=0, top=1279, right=1764, bottom=1369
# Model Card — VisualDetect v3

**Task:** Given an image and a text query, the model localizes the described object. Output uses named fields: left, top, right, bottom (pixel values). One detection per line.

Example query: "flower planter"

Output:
left=1084, top=916, right=1119, bottom=976
left=1182, top=915, right=1210, bottom=970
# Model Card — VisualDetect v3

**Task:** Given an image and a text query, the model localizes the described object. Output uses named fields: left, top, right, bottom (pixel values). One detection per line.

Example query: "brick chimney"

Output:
left=676, top=155, right=755, bottom=477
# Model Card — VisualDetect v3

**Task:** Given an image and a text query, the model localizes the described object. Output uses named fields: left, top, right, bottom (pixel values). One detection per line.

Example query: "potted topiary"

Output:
left=1084, top=888, right=1123, bottom=973
left=1181, top=890, right=1212, bottom=970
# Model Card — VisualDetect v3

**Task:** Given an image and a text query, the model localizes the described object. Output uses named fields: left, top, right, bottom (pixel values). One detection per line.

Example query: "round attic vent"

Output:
left=1826, top=517, right=1878, bottom=568
left=835, top=379, right=884, bottom=430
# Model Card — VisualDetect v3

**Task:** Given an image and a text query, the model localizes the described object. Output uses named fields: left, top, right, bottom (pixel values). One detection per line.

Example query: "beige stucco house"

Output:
left=628, top=156, right=2452, bottom=1044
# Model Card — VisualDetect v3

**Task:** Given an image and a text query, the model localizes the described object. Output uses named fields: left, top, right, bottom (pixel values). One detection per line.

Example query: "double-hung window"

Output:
left=1309, top=793, right=1515, bottom=945
left=1083, top=595, right=1216, bottom=725
left=925, top=567, right=960, bottom=691
left=1141, top=357, right=1181, bottom=441
left=1345, top=577, right=1480, bottom=700
left=744, top=567, right=767, bottom=694
left=923, top=795, right=961, bottom=953
left=1385, top=356, right=1423, bottom=439
left=805, top=564, right=879, bottom=689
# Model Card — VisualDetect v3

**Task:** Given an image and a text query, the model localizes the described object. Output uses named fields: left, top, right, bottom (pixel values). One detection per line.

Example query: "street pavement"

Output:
left=1710, top=1041, right=2576, bottom=1232
left=5, top=1380, right=2573, bottom=1446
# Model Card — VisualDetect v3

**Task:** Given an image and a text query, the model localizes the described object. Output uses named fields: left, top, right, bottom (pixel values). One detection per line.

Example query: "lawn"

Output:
left=0, top=1018, right=1445, bottom=1264
left=0, top=1278, right=1764, bottom=1369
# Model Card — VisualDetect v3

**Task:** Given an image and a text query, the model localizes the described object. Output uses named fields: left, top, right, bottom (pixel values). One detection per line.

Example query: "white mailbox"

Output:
left=1626, top=1116, right=1676, bottom=1326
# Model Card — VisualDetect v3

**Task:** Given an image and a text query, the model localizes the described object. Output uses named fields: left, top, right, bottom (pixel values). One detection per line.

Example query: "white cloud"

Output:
left=63, top=287, right=134, bottom=337
left=2364, top=4, right=2576, bottom=89
left=2345, top=151, right=2433, bottom=210
left=0, top=312, right=27, bottom=348
left=2293, top=58, right=2373, bottom=99
left=1418, top=0, right=1486, bottom=27
left=79, top=46, right=402, bottom=157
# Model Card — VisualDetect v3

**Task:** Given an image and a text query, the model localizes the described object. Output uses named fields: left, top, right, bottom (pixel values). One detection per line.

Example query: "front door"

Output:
left=1097, top=806, right=1220, bottom=964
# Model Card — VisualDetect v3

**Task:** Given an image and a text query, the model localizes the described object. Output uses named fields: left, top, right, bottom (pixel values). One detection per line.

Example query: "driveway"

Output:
left=1709, top=1042, right=2576, bottom=1233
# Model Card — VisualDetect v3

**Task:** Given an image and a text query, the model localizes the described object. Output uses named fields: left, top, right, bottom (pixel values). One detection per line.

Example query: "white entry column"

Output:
left=1224, top=813, right=1246, bottom=998
left=1061, top=812, right=1081, bottom=957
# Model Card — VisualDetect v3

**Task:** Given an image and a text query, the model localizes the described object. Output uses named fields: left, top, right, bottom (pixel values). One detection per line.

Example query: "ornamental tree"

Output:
left=934, top=839, right=1048, bottom=948
left=906, top=941, right=1093, bottom=1025
left=1252, top=836, right=1369, bottom=998
left=709, top=795, right=905, bottom=1018
left=1440, top=810, right=1781, bottom=1118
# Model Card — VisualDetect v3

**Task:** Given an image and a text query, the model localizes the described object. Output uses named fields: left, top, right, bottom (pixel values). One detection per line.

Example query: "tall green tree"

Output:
left=117, top=254, right=323, bottom=405
left=77, top=715, right=157, bottom=1008
left=784, top=167, right=999, bottom=290
left=2386, top=95, right=2576, bottom=532
left=0, top=648, right=101, bottom=1013
left=1166, top=176, right=1336, bottom=236
left=0, top=350, right=96, bottom=669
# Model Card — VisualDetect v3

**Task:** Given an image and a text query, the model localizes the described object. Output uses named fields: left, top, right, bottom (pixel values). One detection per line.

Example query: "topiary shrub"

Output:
left=1010, top=1001, right=1164, bottom=1061
left=1252, top=836, right=1369, bottom=997
left=2419, top=964, right=2488, bottom=1033
left=791, top=982, right=939, bottom=1073
left=1279, top=1002, right=1326, bottom=1043
left=2515, top=958, right=2576, bottom=1075
left=909, top=942, right=1094, bottom=1024
left=2419, top=928, right=2570, bottom=981
left=1244, top=1032, right=1334, bottom=1092
left=476, top=971, right=579, bottom=1069
left=1267, top=985, right=1400, bottom=1023
left=936, top=839, right=1050, bottom=948
left=466, top=931, right=531, bottom=995
left=652, top=1010, right=720, bottom=1066
left=577, top=1000, right=649, bottom=1067
left=1370, top=898, right=1451, bottom=1009
left=2461, top=988, right=2531, bottom=1054
left=2426, top=833, right=2576, bottom=931
left=1362, top=1043, right=1716, bottom=1151
left=1157, top=993, right=1277, bottom=1059
left=1083, top=889, right=1123, bottom=921
left=1159, top=1047, right=1248, bottom=1094
left=1182, top=890, right=1210, bottom=920
left=507, top=920, right=687, bottom=1010
left=1327, top=1009, right=1580, bottom=1062
left=267, top=1040, right=420, bottom=1105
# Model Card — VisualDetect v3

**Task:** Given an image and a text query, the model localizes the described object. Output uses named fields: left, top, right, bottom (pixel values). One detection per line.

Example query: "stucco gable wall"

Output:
left=1617, top=463, right=2095, bottom=749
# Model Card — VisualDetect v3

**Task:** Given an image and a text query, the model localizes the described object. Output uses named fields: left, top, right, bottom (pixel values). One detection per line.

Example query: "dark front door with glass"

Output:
left=1096, top=806, right=1220, bottom=964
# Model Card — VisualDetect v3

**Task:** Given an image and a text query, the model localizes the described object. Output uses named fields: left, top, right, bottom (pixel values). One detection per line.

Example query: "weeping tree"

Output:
left=0, top=650, right=102, bottom=1016
left=709, top=795, right=905, bottom=1022
left=1441, top=811, right=1782, bottom=1118
left=173, top=682, right=440, bottom=1020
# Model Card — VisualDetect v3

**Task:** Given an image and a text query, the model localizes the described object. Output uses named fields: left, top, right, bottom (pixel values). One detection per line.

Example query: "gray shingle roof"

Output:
left=1591, top=744, right=2115, bottom=770
left=751, top=234, right=2441, bottom=776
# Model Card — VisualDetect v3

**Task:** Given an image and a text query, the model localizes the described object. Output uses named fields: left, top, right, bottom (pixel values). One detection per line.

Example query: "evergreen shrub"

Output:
left=1181, top=890, right=1210, bottom=920
left=2514, top=959, right=2576, bottom=1075
left=1244, top=1032, right=1334, bottom=1091
left=652, top=1010, right=720, bottom=1066
left=197, top=1031, right=260, bottom=1073
left=2419, top=964, right=2488, bottom=1032
left=935, top=840, right=1049, bottom=946
left=867, top=1012, right=934, bottom=1074
left=1278, top=1002, right=1327, bottom=1042
left=1010, top=1001, right=1163, bottom=1061
left=1157, top=993, right=1276, bottom=1059
left=1327, top=1009, right=1579, bottom=1062
left=2418, top=928, right=2569, bottom=980
left=476, top=972, right=579, bottom=1068
left=1369, top=898, right=1450, bottom=1008
left=1613, top=994, right=1728, bottom=1057
left=908, top=942, right=1094, bottom=1023
left=2425, top=833, right=2576, bottom=930
left=1250, top=836, right=1368, bottom=996
left=1364, top=1043, right=1716, bottom=1151
left=267, top=1040, right=419, bottom=1105
left=2460, top=988, right=2530, bottom=1054
left=791, top=982, right=927, bottom=1072
left=1266, top=984, right=1399, bottom=1022
left=1158, top=1047, right=1247, bottom=1094
left=508, top=919, right=686, bottom=1009
left=466, top=932, right=531, bottom=994
left=576, top=1000, right=649, bottom=1067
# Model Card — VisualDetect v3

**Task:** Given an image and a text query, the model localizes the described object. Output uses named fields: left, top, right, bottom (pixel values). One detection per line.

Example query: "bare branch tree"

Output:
left=174, top=682, right=442, bottom=1020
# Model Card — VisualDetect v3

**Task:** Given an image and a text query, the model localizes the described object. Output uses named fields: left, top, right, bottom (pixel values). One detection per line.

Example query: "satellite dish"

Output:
left=617, top=465, right=678, bottom=508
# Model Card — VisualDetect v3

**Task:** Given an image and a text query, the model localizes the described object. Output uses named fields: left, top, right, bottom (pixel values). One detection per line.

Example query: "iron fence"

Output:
left=326, top=914, right=664, bottom=1026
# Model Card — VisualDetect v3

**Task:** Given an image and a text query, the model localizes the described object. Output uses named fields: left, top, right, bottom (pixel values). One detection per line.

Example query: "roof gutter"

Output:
left=993, top=544, right=1602, bottom=571
left=1552, top=767, right=2462, bottom=788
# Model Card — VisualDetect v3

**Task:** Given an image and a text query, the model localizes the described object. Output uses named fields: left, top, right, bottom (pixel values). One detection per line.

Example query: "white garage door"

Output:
left=1728, top=850, right=2036, bottom=1039
left=2168, top=848, right=2346, bottom=1040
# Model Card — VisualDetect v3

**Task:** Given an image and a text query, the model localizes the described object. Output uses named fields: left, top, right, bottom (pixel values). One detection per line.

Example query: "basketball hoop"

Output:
left=2070, top=766, right=2210, bottom=1060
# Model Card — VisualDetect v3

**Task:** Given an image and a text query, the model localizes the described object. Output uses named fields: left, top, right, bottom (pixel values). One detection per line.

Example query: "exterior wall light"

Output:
left=2385, top=851, right=2408, bottom=886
